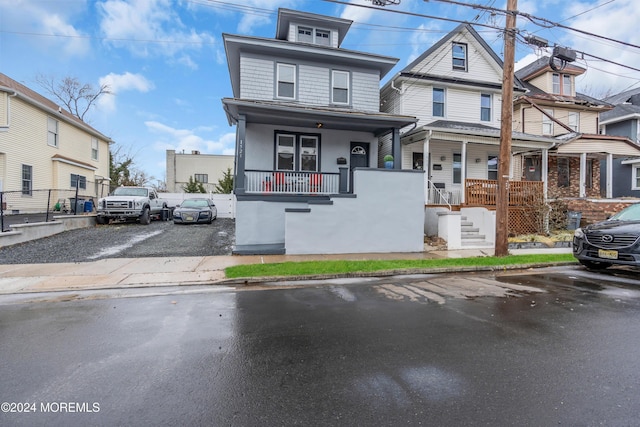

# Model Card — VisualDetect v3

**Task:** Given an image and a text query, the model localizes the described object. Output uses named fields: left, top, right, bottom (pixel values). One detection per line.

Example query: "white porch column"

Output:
left=461, top=140, right=467, bottom=204
left=579, top=153, right=587, bottom=198
left=423, top=136, right=430, bottom=203
left=607, top=153, right=613, bottom=198
left=542, top=149, right=548, bottom=200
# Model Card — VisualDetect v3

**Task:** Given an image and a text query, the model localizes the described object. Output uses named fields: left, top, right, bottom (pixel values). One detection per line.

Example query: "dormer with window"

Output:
left=276, top=9, right=351, bottom=48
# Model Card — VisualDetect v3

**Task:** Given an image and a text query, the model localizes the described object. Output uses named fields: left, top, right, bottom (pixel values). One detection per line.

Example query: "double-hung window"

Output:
left=300, top=136, right=318, bottom=171
left=433, top=88, right=445, bottom=117
left=487, top=155, right=498, bottom=180
left=276, top=133, right=319, bottom=172
left=71, top=173, right=86, bottom=190
left=47, top=117, right=58, bottom=147
left=315, top=29, right=330, bottom=46
left=276, top=63, right=296, bottom=99
left=480, top=93, right=491, bottom=121
left=568, top=112, right=579, bottom=132
left=542, top=109, right=554, bottom=135
left=634, top=166, right=640, bottom=190
left=91, top=137, right=99, bottom=160
left=563, top=75, right=572, bottom=95
left=297, top=26, right=313, bottom=43
left=453, top=153, right=462, bottom=184
left=552, top=73, right=561, bottom=94
left=22, top=164, right=32, bottom=196
left=332, top=70, right=349, bottom=105
left=452, top=43, right=467, bottom=70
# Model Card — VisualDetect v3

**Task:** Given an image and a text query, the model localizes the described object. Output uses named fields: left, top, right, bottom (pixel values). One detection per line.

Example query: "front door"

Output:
left=350, top=142, right=370, bottom=192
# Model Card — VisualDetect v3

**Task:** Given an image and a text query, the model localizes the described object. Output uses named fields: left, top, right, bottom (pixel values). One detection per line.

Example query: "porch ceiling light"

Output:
left=316, top=122, right=323, bottom=128
left=476, top=158, right=481, bottom=163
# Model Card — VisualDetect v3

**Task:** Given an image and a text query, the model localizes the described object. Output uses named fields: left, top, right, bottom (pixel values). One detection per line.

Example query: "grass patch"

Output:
left=224, top=253, right=576, bottom=279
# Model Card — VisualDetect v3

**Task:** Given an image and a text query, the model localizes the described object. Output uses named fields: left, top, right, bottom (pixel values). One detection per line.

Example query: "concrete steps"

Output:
left=460, top=216, right=492, bottom=248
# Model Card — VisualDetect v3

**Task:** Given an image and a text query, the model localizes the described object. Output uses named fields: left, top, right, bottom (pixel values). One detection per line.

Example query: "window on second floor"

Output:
left=452, top=42, right=467, bottom=71
left=563, top=74, right=572, bottom=95
left=47, top=117, right=58, bottom=147
left=22, top=164, right=32, bottom=196
left=634, top=166, right=640, bottom=190
left=276, top=63, right=296, bottom=99
left=194, top=174, right=208, bottom=184
left=332, top=70, right=349, bottom=105
left=91, top=137, right=99, bottom=161
left=568, top=112, right=580, bottom=132
left=71, top=173, right=86, bottom=190
left=433, top=88, right=445, bottom=117
left=481, top=94, right=492, bottom=121
left=542, top=109, right=554, bottom=135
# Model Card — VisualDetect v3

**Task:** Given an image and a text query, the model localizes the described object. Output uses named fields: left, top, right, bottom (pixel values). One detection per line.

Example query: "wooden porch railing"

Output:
left=245, top=170, right=340, bottom=195
left=465, top=179, right=543, bottom=207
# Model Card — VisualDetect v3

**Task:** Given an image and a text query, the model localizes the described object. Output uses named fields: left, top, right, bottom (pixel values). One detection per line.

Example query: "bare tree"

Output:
left=35, top=74, right=112, bottom=122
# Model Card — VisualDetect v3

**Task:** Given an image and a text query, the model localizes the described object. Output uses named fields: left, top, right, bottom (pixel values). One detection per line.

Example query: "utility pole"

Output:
left=495, top=0, right=517, bottom=257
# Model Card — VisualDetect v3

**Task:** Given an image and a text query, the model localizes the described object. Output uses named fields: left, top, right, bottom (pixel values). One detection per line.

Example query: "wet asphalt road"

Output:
left=1, top=266, right=640, bottom=426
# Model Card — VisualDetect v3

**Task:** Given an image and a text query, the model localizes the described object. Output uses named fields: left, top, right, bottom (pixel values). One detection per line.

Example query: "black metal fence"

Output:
left=1, top=181, right=110, bottom=232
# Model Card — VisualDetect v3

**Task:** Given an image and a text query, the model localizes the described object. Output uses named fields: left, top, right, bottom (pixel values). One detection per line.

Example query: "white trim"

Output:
left=52, top=157, right=98, bottom=171
left=633, top=165, right=640, bottom=190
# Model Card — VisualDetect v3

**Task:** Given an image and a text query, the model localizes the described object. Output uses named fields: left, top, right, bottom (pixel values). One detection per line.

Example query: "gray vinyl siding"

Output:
left=239, top=53, right=381, bottom=111
left=606, top=120, right=638, bottom=141
left=299, top=65, right=330, bottom=105
left=351, top=70, right=380, bottom=112
left=240, top=55, right=274, bottom=100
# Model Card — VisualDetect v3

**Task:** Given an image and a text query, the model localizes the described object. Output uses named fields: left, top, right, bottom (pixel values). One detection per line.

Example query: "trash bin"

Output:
left=567, top=211, right=582, bottom=230
left=84, top=199, right=93, bottom=213
left=70, top=198, right=85, bottom=214
left=161, top=208, right=170, bottom=221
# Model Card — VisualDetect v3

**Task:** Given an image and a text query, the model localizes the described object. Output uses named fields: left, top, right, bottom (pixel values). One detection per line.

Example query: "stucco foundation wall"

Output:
left=235, top=200, right=302, bottom=248
left=285, top=169, right=425, bottom=254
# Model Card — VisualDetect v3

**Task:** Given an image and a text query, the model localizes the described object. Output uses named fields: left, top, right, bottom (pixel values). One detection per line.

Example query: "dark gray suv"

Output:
left=573, top=203, right=640, bottom=270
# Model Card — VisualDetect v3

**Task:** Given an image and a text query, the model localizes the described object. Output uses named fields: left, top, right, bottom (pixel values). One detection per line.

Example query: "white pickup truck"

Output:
left=96, top=187, right=167, bottom=225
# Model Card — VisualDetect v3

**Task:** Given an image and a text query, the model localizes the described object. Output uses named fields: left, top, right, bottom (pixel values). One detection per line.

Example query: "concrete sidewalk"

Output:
left=0, top=246, right=574, bottom=295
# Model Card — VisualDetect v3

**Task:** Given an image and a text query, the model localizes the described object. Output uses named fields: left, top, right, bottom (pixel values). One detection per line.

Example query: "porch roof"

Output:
left=401, top=120, right=557, bottom=149
left=553, top=133, right=640, bottom=157
left=222, top=98, right=417, bottom=135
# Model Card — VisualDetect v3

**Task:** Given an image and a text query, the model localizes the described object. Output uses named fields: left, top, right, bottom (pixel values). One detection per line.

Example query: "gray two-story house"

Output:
left=222, top=8, right=421, bottom=255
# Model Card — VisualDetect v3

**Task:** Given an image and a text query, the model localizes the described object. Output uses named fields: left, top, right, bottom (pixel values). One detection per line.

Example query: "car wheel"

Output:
left=579, top=260, right=612, bottom=270
left=96, top=216, right=107, bottom=225
left=140, top=207, right=151, bottom=225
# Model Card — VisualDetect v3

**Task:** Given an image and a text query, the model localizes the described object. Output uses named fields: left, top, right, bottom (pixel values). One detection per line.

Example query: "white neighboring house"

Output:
left=165, top=149, right=235, bottom=193
left=379, top=24, right=556, bottom=248
left=222, top=8, right=421, bottom=255
left=0, top=73, right=112, bottom=214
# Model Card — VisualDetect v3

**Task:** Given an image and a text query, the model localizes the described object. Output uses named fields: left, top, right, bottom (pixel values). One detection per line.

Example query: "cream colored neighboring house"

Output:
left=0, top=73, right=112, bottom=213
left=165, top=149, right=235, bottom=193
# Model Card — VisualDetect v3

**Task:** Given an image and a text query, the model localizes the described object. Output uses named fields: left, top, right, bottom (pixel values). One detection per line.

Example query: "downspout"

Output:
left=390, top=77, right=403, bottom=94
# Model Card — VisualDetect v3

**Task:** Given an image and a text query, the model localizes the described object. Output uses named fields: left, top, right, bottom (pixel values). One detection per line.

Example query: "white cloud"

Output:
left=97, top=0, right=216, bottom=65
left=97, top=72, right=154, bottom=112
left=0, top=0, right=90, bottom=56
left=145, top=121, right=235, bottom=155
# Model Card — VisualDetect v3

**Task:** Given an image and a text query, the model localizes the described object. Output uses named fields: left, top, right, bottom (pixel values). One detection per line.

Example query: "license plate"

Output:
left=598, top=249, right=618, bottom=260
left=185, top=215, right=194, bottom=221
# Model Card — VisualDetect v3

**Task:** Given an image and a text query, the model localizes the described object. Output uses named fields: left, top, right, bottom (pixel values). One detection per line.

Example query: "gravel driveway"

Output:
left=0, top=218, right=235, bottom=264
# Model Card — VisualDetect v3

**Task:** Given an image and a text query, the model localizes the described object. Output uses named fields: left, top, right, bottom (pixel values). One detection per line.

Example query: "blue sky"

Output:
left=1, top=0, right=639, bottom=184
